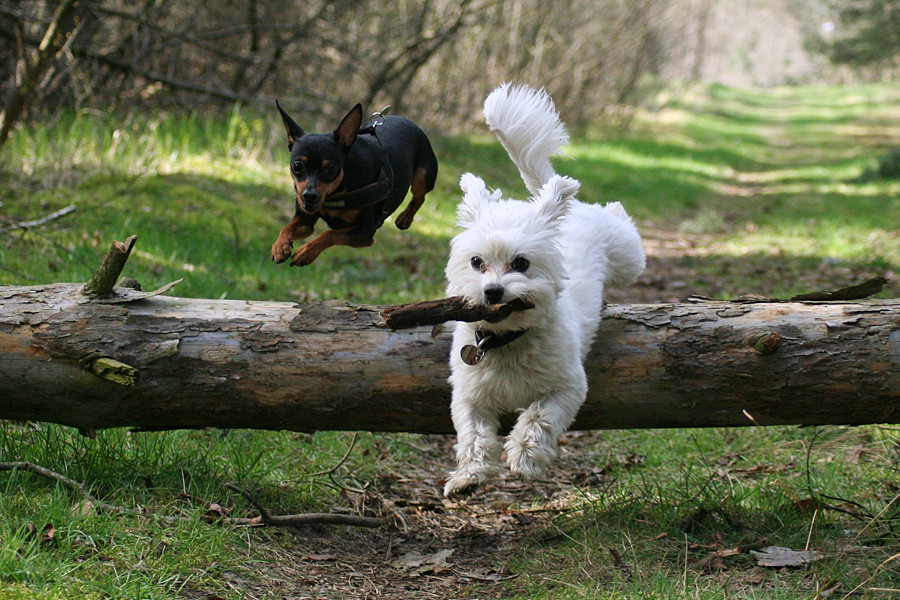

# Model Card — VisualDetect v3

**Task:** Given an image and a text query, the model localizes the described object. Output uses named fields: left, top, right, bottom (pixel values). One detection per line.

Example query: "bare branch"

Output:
left=0, top=204, right=75, bottom=234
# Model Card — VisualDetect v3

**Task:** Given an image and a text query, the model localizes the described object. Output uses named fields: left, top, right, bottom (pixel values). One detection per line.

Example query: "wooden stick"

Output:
left=82, top=235, right=138, bottom=297
left=0, top=205, right=76, bottom=234
left=380, top=296, right=535, bottom=330
left=791, top=276, right=888, bottom=301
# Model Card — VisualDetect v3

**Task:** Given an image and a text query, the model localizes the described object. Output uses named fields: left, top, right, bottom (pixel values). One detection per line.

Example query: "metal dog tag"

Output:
left=460, top=344, right=485, bottom=366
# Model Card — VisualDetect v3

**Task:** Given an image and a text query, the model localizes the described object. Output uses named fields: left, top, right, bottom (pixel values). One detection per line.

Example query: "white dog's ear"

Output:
left=534, top=175, right=578, bottom=224
left=457, top=173, right=496, bottom=227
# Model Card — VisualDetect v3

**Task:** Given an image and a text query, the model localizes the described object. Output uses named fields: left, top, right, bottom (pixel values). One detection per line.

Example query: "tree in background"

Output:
left=824, top=0, right=900, bottom=69
left=3, top=0, right=891, bottom=140
left=0, top=0, right=667, bottom=131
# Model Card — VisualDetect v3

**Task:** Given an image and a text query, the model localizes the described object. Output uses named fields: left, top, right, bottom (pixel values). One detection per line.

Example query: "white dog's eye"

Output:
left=470, top=256, right=486, bottom=272
left=509, top=256, right=530, bottom=272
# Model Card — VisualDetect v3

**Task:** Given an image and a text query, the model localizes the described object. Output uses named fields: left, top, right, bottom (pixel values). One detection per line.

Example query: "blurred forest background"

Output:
left=2, top=0, right=900, bottom=139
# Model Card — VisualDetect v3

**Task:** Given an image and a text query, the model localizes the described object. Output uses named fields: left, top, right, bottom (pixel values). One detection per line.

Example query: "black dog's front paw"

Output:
left=290, top=243, right=320, bottom=267
left=271, top=238, right=293, bottom=264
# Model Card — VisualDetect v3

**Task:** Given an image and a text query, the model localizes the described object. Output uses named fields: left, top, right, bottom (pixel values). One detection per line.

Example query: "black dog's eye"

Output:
left=510, top=256, right=530, bottom=272
left=291, top=160, right=306, bottom=177
left=470, top=256, right=485, bottom=272
left=322, top=164, right=339, bottom=180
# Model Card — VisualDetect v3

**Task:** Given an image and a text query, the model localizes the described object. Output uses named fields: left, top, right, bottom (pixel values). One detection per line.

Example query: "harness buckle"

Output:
left=369, top=105, right=392, bottom=128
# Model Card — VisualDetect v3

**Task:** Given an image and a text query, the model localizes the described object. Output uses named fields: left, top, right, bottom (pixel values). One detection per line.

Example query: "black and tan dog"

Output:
left=271, top=102, right=438, bottom=266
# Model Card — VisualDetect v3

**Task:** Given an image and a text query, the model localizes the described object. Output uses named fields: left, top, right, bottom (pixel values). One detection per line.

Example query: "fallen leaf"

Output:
left=73, top=500, right=95, bottom=516
left=41, top=523, right=57, bottom=545
left=818, top=580, right=843, bottom=598
left=751, top=546, right=822, bottom=568
left=25, top=523, right=57, bottom=546
left=302, top=553, right=337, bottom=561
left=204, top=503, right=229, bottom=520
left=393, top=548, right=455, bottom=574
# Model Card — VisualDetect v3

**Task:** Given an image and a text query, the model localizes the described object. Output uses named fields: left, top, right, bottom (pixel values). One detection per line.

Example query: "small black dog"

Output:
left=272, top=102, right=438, bottom=266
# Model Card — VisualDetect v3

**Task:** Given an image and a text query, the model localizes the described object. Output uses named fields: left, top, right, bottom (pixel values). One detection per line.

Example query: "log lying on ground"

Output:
left=1, top=282, right=898, bottom=433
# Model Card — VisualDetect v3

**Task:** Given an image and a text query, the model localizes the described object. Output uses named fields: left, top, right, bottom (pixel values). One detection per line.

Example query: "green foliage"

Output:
left=825, top=0, right=900, bottom=66
left=858, top=145, right=900, bottom=182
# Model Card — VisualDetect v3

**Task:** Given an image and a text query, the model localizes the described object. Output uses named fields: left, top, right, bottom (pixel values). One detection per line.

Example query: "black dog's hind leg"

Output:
left=396, top=165, right=437, bottom=230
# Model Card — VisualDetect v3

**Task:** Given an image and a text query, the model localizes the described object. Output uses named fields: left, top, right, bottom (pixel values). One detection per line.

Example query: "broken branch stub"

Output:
left=82, top=235, right=138, bottom=297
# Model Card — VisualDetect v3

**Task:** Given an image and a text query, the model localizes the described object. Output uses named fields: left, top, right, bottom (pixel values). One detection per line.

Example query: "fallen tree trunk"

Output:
left=1, top=283, right=898, bottom=434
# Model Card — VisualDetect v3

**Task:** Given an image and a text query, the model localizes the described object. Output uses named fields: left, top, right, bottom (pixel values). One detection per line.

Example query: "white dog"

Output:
left=443, top=83, right=646, bottom=496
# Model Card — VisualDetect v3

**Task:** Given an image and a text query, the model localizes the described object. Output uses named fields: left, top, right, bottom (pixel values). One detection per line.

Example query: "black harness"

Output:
left=320, top=120, right=394, bottom=211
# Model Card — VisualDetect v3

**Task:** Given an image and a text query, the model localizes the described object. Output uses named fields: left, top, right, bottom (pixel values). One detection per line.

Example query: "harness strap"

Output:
left=321, top=121, right=394, bottom=210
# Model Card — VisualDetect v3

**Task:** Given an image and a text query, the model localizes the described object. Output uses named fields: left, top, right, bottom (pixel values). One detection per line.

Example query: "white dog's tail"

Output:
left=483, top=83, right=568, bottom=197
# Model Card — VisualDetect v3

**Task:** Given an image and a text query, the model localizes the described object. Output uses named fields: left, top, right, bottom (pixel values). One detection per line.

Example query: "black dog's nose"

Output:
left=483, top=284, right=505, bottom=304
left=302, top=188, right=320, bottom=205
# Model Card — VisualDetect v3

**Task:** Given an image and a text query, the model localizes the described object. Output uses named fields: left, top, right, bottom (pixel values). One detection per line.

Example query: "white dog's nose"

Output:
left=483, top=284, right=505, bottom=304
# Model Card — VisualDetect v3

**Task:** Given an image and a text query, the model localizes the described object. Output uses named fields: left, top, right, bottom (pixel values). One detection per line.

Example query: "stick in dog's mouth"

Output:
left=380, top=296, right=534, bottom=330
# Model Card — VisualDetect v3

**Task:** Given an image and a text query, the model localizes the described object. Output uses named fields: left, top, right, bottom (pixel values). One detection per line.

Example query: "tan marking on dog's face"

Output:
left=293, top=169, right=344, bottom=213
left=316, top=169, right=343, bottom=197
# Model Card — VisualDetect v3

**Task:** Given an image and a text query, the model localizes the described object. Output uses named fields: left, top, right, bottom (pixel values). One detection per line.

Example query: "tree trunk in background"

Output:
left=1, top=283, right=898, bottom=435
left=0, top=0, right=82, bottom=148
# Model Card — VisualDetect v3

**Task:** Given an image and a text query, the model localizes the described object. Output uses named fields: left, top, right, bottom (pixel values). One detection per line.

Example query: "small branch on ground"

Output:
left=0, top=205, right=76, bottom=234
left=0, top=461, right=128, bottom=515
left=302, top=432, right=368, bottom=494
left=381, top=296, right=535, bottom=330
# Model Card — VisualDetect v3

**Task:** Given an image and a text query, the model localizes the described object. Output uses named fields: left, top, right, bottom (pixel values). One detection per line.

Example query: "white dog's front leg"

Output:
left=504, top=391, right=581, bottom=480
left=444, top=396, right=502, bottom=496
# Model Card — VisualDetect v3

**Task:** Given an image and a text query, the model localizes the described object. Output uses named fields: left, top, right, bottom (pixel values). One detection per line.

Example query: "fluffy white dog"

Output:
left=443, top=83, right=646, bottom=496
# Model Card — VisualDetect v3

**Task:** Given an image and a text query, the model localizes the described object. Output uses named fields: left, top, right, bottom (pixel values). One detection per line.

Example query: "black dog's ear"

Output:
left=333, top=104, right=363, bottom=151
left=276, top=100, right=305, bottom=150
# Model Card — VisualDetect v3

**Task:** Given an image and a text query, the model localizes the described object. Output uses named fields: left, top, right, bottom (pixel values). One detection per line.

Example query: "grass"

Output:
left=501, top=426, right=900, bottom=599
left=1, top=83, right=899, bottom=598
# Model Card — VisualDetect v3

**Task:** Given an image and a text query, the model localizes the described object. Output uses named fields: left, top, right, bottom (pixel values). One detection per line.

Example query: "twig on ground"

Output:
left=223, top=482, right=273, bottom=522
left=303, top=432, right=369, bottom=494
left=0, top=461, right=129, bottom=515
left=307, top=432, right=359, bottom=478
left=222, top=482, right=382, bottom=528
left=0, top=205, right=76, bottom=234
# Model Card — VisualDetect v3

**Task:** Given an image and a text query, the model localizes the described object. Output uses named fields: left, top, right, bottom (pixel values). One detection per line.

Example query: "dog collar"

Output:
left=460, top=328, right=529, bottom=366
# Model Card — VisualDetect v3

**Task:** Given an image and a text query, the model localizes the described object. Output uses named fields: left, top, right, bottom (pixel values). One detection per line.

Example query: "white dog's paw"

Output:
left=504, top=435, right=557, bottom=480
left=443, top=463, right=498, bottom=496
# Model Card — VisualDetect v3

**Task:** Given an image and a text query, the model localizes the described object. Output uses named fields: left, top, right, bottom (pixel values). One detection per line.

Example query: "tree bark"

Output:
left=1, top=283, right=898, bottom=435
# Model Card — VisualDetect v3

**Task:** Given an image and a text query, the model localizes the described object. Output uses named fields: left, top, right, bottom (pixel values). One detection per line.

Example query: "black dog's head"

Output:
left=276, top=102, right=363, bottom=214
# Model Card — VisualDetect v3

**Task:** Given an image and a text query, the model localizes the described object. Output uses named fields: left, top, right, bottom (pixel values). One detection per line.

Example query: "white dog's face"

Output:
left=445, top=173, right=578, bottom=331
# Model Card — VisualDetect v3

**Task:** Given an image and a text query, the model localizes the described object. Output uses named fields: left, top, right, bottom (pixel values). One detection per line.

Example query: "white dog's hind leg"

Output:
left=504, top=392, right=581, bottom=480
left=444, top=399, right=503, bottom=496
